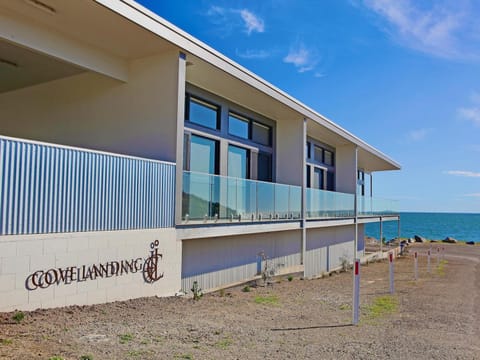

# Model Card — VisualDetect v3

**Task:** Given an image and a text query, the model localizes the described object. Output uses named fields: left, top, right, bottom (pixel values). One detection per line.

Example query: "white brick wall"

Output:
left=0, top=228, right=180, bottom=312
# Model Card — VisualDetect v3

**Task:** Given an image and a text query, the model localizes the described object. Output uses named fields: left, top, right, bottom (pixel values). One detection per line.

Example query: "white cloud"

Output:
left=236, top=49, right=270, bottom=59
left=283, top=44, right=318, bottom=73
left=457, top=91, right=480, bottom=127
left=239, top=9, right=264, bottom=35
left=445, top=170, right=480, bottom=178
left=457, top=107, right=480, bottom=126
left=205, top=7, right=264, bottom=36
left=407, top=128, right=431, bottom=142
left=362, top=0, right=480, bottom=60
left=464, top=193, right=480, bottom=197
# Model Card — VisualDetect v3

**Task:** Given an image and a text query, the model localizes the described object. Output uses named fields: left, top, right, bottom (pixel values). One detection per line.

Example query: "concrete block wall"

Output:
left=0, top=228, right=180, bottom=312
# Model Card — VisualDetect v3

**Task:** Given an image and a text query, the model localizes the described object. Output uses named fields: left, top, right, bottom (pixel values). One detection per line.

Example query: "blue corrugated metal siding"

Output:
left=0, top=136, right=175, bottom=235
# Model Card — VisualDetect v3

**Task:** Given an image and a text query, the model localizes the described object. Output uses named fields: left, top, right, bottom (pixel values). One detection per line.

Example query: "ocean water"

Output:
left=365, top=212, right=480, bottom=243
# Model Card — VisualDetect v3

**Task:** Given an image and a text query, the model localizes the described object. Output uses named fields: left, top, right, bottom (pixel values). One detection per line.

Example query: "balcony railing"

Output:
left=182, top=172, right=398, bottom=224
left=306, top=188, right=355, bottom=219
left=182, top=171, right=301, bottom=222
left=357, top=196, right=399, bottom=216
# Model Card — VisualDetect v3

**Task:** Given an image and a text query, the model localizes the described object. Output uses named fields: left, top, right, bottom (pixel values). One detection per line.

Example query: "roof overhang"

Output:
left=95, top=0, right=401, bottom=172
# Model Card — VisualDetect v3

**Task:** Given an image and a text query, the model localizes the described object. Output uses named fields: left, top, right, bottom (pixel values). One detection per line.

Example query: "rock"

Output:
left=414, top=235, right=427, bottom=243
left=442, top=237, right=458, bottom=244
left=466, top=241, right=475, bottom=245
left=430, top=240, right=437, bottom=243
left=407, top=238, right=414, bottom=244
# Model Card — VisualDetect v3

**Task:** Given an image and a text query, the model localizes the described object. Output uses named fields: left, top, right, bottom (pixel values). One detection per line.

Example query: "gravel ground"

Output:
left=1, top=243, right=479, bottom=360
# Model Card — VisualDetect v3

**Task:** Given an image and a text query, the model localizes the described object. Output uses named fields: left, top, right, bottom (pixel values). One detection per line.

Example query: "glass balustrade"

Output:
left=182, top=171, right=397, bottom=223
left=306, top=188, right=355, bottom=218
left=357, top=196, right=399, bottom=216
left=182, top=171, right=302, bottom=222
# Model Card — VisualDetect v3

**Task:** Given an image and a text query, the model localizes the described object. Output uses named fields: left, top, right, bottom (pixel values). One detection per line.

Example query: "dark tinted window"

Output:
left=258, top=152, right=272, bottom=182
left=252, top=121, right=271, bottom=146
left=187, top=96, right=219, bottom=130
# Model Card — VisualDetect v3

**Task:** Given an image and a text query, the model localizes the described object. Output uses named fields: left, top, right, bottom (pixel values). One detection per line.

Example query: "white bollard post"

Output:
left=414, top=251, right=418, bottom=281
left=389, top=252, right=394, bottom=294
left=427, top=249, right=431, bottom=273
left=353, top=258, right=360, bottom=325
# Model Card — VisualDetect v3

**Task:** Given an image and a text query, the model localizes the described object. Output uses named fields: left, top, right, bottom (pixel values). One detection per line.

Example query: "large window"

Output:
left=184, top=89, right=274, bottom=183
left=228, top=112, right=272, bottom=147
left=257, top=152, right=272, bottom=182
left=228, top=145, right=249, bottom=179
left=228, top=113, right=249, bottom=139
left=189, top=135, right=219, bottom=174
left=185, top=95, right=220, bottom=130
left=306, top=140, right=335, bottom=191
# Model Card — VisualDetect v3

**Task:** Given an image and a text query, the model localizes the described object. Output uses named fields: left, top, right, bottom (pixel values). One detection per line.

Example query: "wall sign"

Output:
left=25, top=241, right=163, bottom=290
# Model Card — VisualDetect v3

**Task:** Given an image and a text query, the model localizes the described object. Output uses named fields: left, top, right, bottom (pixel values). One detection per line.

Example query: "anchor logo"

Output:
left=143, top=240, right=164, bottom=283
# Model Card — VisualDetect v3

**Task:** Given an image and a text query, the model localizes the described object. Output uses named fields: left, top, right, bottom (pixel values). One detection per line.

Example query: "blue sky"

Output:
left=138, top=0, right=480, bottom=213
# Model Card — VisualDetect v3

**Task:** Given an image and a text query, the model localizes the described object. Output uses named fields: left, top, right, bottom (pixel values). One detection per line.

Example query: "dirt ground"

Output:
left=1, top=243, right=479, bottom=360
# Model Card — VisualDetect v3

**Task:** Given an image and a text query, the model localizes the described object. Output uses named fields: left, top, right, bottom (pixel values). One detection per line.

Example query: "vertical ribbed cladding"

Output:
left=0, top=136, right=176, bottom=235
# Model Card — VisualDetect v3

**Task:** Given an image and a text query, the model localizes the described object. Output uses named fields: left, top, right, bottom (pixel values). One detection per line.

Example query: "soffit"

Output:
left=0, top=0, right=173, bottom=60
left=0, top=39, right=84, bottom=93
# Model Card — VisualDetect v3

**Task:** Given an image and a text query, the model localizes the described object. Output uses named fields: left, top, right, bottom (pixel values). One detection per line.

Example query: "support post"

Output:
left=414, top=252, right=418, bottom=281
left=301, top=118, right=307, bottom=275
left=427, top=249, right=431, bottom=273
left=389, top=252, right=394, bottom=294
left=352, top=146, right=359, bottom=325
left=397, top=217, right=401, bottom=254
left=379, top=217, right=383, bottom=253
left=353, top=258, right=360, bottom=325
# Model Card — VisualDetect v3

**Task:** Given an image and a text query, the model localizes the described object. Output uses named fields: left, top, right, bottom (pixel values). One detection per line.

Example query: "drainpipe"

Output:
left=301, top=118, right=307, bottom=275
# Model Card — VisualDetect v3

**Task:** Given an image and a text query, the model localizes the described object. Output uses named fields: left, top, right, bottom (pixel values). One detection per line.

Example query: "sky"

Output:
left=138, top=0, right=480, bottom=213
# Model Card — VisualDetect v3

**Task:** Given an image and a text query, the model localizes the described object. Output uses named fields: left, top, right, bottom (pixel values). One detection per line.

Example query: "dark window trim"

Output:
left=185, top=93, right=221, bottom=130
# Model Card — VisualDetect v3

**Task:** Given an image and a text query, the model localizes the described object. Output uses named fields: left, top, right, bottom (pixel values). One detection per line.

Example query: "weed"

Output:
left=48, top=357, right=65, bottom=360
left=242, top=285, right=251, bottom=292
left=0, top=338, right=13, bottom=345
left=12, top=311, right=25, bottom=324
left=339, top=303, right=351, bottom=311
left=174, top=354, right=193, bottom=360
left=365, top=296, right=398, bottom=319
left=118, top=333, right=133, bottom=344
left=191, top=281, right=203, bottom=300
left=127, top=350, right=149, bottom=358
left=219, top=288, right=225, bottom=297
left=254, top=295, right=279, bottom=305
left=80, top=355, right=94, bottom=360
left=216, top=338, right=232, bottom=350
left=214, top=330, right=221, bottom=335
left=436, top=260, right=448, bottom=276
left=287, top=276, right=293, bottom=282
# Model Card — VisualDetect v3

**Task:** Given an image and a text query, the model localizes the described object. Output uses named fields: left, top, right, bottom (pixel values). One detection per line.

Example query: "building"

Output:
left=0, top=0, right=400, bottom=312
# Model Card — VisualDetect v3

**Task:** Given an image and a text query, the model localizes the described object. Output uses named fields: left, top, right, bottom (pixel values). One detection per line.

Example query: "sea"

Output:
left=365, top=212, right=480, bottom=243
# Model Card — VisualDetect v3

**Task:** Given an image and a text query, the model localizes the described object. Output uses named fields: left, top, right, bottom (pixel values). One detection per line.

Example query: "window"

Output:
left=314, top=145, right=323, bottom=163
left=326, top=171, right=335, bottom=191
left=252, top=121, right=271, bottom=146
left=228, top=113, right=249, bottom=139
left=258, top=152, right=272, bottom=182
left=306, top=165, right=311, bottom=188
left=313, top=167, right=324, bottom=189
left=186, top=95, right=220, bottom=130
left=228, top=145, right=249, bottom=179
left=189, top=134, right=219, bottom=174
left=185, top=90, right=274, bottom=183
left=306, top=139, right=335, bottom=191
left=324, top=150, right=334, bottom=166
